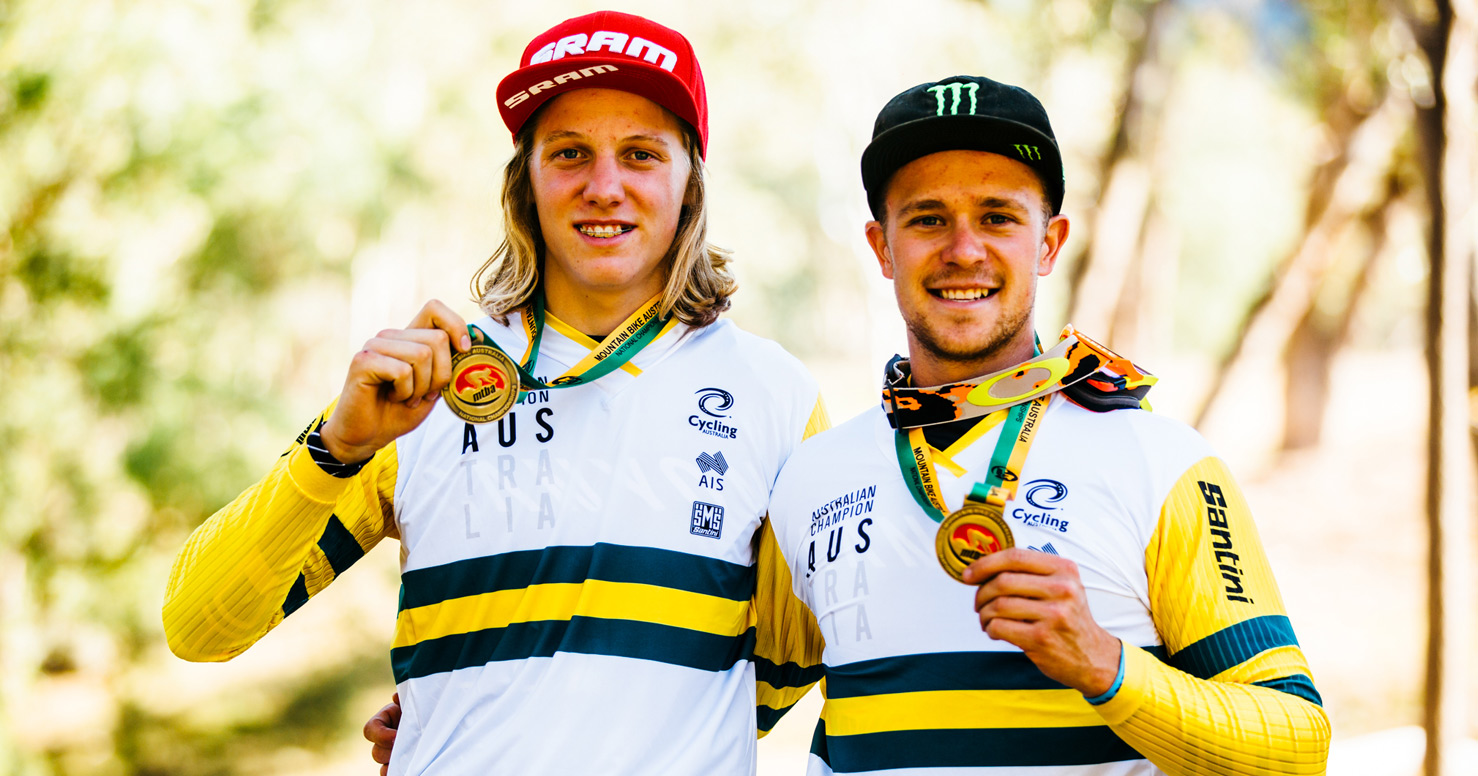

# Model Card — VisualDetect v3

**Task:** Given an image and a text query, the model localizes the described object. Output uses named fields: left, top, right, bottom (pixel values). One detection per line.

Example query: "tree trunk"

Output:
left=1416, top=0, right=1476, bottom=773
left=1064, top=0, right=1173, bottom=338
left=1191, top=89, right=1408, bottom=429
left=1279, top=177, right=1399, bottom=450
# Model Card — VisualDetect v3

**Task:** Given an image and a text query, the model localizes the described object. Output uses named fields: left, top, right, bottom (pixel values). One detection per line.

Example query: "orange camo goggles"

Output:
left=883, top=325, right=1157, bottom=429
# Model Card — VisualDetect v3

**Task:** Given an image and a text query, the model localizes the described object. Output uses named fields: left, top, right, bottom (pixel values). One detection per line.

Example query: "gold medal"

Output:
left=442, top=345, right=520, bottom=423
left=935, top=500, right=1014, bottom=583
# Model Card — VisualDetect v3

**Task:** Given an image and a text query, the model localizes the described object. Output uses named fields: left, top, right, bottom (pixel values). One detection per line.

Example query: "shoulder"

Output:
left=1051, top=399, right=1212, bottom=462
left=772, top=409, right=884, bottom=501
left=685, top=319, right=818, bottom=398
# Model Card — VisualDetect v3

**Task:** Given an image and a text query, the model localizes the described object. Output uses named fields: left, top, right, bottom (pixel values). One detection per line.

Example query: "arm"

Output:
left=1092, top=456, right=1329, bottom=775
left=752, top=516, right=826, bottom=736
left=162, top=406, right=398, bottom=661
left=163, top=300, right=471, bottom=661
left=752, top=394, right=830, bottom=736
left=966, top=457, right=1329, bottom=775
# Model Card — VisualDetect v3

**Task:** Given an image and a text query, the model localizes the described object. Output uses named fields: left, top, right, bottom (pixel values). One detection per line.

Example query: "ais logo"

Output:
left=455, top=364, right=510, bottom=405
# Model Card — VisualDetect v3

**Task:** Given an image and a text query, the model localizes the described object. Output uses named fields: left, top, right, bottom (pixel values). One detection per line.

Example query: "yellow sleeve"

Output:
left=162, top=404, right=398, bottom=662
left=752, top=394, right=830, bottom=736
left=752, top=517, right=825, bottom=737
left=1093, top=456, right=1330, bottom=774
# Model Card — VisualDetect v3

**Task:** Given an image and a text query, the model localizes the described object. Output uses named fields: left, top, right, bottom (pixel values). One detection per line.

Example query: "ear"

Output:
left=865, top=220, right=894, bottom=279
left=1037, top=214, right=1070, bottom=277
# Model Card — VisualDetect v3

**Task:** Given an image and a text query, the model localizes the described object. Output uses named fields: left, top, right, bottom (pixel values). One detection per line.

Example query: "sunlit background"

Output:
left=2, top=0, right=1473, bottom=773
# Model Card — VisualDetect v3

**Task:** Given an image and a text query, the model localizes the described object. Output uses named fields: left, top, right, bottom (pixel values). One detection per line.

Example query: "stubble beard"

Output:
left=903, top=293, right=1034, bottom=379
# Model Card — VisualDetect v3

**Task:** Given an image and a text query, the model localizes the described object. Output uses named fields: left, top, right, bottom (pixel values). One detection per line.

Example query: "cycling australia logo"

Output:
left=1011, top=478, right=1071, bottom=534
left=689, top=387, right=739, bottom=440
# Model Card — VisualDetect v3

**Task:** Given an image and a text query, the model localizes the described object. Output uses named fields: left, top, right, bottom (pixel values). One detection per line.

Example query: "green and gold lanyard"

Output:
left=442, top=293, right=675, bottom=423
left=893, top=394, right=1050, bottom=582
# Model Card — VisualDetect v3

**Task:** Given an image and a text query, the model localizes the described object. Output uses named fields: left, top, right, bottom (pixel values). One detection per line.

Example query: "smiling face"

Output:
left=529, top=88, right=693, bottom=327
left=867, top=149, right=1069, bottom=386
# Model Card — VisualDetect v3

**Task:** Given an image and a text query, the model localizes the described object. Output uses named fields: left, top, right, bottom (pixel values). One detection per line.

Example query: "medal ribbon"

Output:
left=468, top=293, right=672, bottom=394
left=894, top=395, right=1050, bottom=524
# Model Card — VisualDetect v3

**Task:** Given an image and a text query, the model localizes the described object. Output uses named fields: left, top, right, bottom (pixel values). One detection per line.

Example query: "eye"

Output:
left=553, top=148, right=582, bottom=161
left=984, top=213, right=1015, bottom=226
left=910, top=215, right=944, bottom=227
left=628, top=149, right=663, bottom=163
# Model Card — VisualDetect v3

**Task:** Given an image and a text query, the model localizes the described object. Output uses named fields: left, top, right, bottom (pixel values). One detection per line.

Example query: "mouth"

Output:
left=576, top=223, right=635, bottom=239
left=929, top=287, right=998, bottom=302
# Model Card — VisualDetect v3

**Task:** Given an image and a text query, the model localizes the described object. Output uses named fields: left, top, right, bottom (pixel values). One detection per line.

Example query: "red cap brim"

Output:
left=496, top=57, right=706, bottom=157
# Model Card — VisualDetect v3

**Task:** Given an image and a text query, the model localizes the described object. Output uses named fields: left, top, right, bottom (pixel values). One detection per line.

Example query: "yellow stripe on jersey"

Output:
left=802, top=395, right=831, bottom=441
left=1089, top=456, right=1330, bottom=774
left=393, top=580, right=750, bottom=649
left=821, top=688, right=1104, bottom=736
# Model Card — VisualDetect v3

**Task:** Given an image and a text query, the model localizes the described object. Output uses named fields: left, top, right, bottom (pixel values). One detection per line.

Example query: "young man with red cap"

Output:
left=163, top=12, right=824, bottom=775
left=760, top=75, right=1330, bottom=774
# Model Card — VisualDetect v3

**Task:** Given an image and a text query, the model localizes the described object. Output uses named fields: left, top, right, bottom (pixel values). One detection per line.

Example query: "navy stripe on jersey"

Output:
left=282, top=575, right=309, bottom=616
left=399, top=543, right=754, bottom=611
left=754, top=654, right=826, bottom=691
left=757, top=703, right=793, bottom=734
left=1255, top=674, right=1324, bottom=706
left=392, top=619, right=757, bottom=683
left=281, top=515, right=365, bottom=617
left=826, top=646, right=1168, bottom=698
left=809, top=719, right=1142, bottom=771
left=1168, top=615, right=1299, bottom=680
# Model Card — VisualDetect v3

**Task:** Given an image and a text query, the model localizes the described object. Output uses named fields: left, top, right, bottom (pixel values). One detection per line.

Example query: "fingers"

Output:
left=408, top=299, right=472, bottom=354
left=359, top=328, right=454, bottom=405
left=962, top=547, right=1072, bottom=585
left=972, top=567, right=1079, bottom=613
left=364, top=706, right=399, bottom=747
left=365, top=699, right=399, bottom=769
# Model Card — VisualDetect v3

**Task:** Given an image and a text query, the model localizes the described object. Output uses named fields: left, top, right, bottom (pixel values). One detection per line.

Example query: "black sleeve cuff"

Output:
left=304, top=420, right=368, bottom=478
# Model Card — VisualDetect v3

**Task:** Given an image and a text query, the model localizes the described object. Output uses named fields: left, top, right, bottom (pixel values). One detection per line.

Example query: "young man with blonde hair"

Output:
left=164, top=12, right=824, bottom=775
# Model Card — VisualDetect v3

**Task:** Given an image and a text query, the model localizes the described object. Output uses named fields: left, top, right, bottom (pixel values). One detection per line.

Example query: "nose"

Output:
left=941, top=223, right=988, bottom=266
left=582, top=153, right=624, bottom=208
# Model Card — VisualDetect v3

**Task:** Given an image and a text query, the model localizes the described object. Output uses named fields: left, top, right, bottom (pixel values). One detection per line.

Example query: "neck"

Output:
left=906, top=332, right=1037, bottom=387
left=542, top=275, right=663, bottom=339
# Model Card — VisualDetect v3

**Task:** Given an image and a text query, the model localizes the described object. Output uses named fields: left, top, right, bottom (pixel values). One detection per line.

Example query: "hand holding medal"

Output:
left=321, top=299, right=473, bottom=465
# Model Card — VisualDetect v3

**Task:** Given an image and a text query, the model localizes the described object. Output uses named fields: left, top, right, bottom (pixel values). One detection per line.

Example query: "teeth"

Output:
left=939, top=288, right=991, bottom=301
left=578, top=224, right=630, bottom=238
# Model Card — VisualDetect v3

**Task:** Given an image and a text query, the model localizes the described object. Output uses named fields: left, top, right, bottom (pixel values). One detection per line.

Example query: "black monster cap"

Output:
left=862, top=75, right=1064, bottom=219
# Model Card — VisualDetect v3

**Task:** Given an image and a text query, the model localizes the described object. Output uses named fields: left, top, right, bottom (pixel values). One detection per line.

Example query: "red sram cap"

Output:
left=496, top=11, right=708, bottom=157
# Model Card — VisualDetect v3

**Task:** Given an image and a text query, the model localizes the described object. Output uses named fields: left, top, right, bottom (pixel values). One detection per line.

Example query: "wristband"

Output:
left=1084, top=642, right=1126, bottom=706
left=305, top=420, right=368, bottom=478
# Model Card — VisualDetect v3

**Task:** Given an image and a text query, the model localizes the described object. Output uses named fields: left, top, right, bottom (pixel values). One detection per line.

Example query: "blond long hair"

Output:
left=471, top=119, right=735, bottom=328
